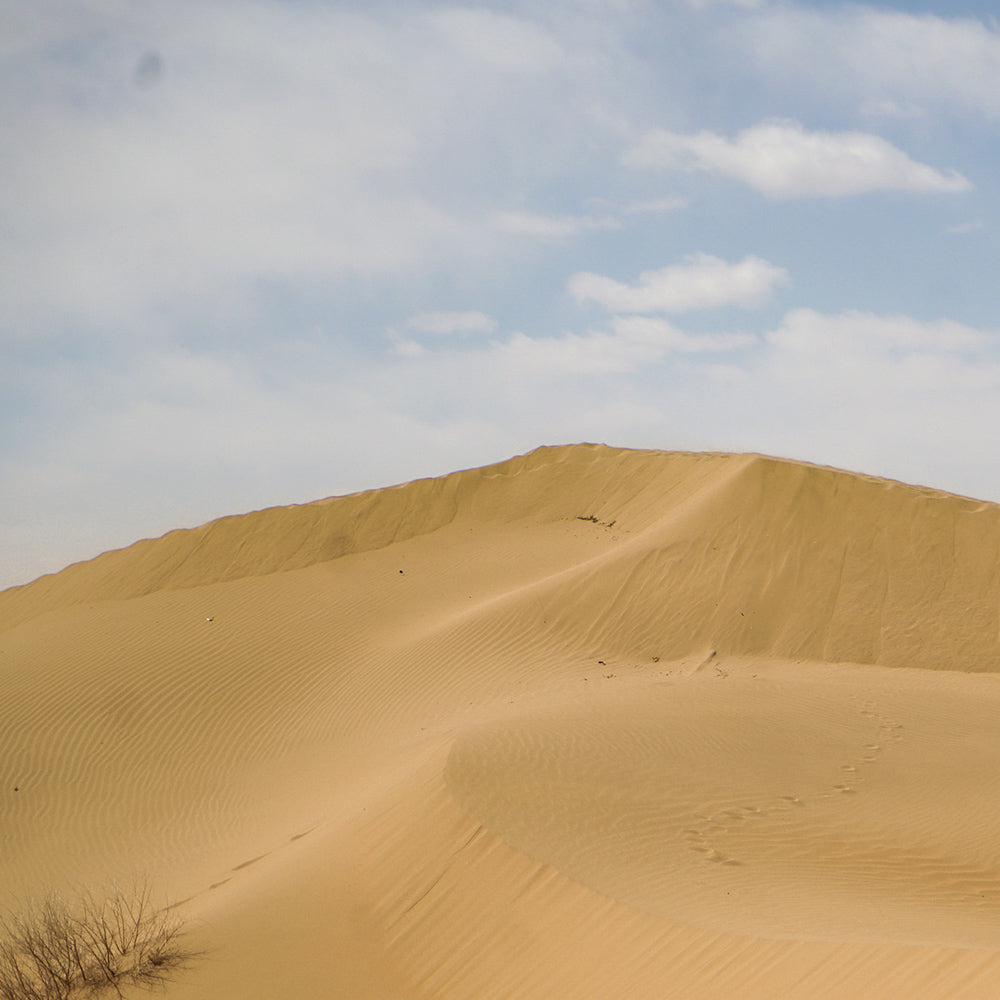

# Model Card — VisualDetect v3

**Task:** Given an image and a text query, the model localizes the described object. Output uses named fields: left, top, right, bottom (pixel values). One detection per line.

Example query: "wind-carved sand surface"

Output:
left=4, top=443, right=1000, bottom=998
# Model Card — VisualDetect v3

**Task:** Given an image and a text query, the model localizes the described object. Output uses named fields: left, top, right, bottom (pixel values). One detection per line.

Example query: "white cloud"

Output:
left=767, top=308, right=995, bottom=358
left=743, top=8, right=1000, bottom=120
left=391, top=338, right=426, bottom=359
left=569, top=253, right=788, bottom=313
left=389, top=310, right=500, bottom=360
left=624, top=120, right=971, bottom=198
left=580, top=195, right=687, bottom=216
left=0, top=2, right=632, bottom=342
left=406, top=311, right=498, bottom=335
left=742, top=308, right=1000, bottom=492
left=427, top=7, right=568, bottom=74
left=497, top=314, right=754, bottom=374
left=498, top=329, right=656, bottom=373
left=0, top=6, right=464, bottom=335
left=492, top=210, right=622, bottom=238
left=610, top=315, right=756, bottom=352
left=947, top=220, right=985, bottom=236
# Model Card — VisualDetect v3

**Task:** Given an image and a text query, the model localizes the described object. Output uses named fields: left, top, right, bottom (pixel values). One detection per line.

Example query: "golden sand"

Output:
left=3, top=444, right=1000, bottom=998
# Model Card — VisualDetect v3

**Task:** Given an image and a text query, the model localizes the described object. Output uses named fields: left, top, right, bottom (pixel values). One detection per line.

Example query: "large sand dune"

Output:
left=3, top=443, right=1000, bottom=998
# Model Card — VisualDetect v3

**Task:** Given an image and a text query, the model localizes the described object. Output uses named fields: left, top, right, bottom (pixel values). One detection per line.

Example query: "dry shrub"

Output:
left=0, top=885, right=190, bottom=999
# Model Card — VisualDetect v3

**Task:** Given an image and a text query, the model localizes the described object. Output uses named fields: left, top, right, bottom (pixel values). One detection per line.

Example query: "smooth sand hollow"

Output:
left=3, top=443, right=1000, bottom=998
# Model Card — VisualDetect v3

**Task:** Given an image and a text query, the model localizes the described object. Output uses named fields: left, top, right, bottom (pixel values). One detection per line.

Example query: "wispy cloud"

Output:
left=622, top=196, right=688, bottom=214
left=497, top=318, right=753, bottom=374
left=610, top=316, right=756, bottom=351
left=767, top=308, right=996, bottom=359
left=569, top=254, right=789, bottom=313
left=743, top=7, right=1000, bottom=120
left=492, top=210, right=622, bottom=238
left=947, top=220, right=985, bottom=235
left=407, top=311, right=499, bottom=335
left=624, top=120, right=971, bottom=198
left=859, top=98, right=926, bottom=121
left=426, top=7, right=569, bottom=74
left=389, top=310, right=499, bottom=357
left=0, top=2, right=629, bottom=344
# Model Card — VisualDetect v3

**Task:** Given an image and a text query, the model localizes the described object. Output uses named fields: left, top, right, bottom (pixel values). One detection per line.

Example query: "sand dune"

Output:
left=3, top=443, right=1000, bottom=998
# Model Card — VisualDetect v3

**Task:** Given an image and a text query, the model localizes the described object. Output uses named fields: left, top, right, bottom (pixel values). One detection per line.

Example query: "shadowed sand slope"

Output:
left=3, top=443, right=1000, bottom=999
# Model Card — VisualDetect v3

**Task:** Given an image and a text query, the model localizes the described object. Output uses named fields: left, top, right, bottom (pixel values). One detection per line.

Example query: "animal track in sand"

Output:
left=812, top=698, right=902, bottom=798
left=231, top=852, right=268, bottom=871
left=684, top=698, right=905, bottom=867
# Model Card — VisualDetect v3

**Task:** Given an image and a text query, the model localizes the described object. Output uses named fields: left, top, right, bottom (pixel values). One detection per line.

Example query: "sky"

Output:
left=3, top=0, right=1000, bottom=590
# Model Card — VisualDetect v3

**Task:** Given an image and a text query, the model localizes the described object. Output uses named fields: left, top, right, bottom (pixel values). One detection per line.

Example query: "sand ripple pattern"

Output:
left=446, top=669, right=1000, bottom=948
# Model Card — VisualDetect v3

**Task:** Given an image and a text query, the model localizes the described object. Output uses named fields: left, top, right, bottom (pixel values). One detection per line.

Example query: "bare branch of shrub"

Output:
left=0, top=884, right=192, bottom=1000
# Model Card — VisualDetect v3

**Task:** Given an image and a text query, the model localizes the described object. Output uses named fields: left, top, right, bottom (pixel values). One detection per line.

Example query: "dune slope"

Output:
left=3, top=443, right=1000, bottom=999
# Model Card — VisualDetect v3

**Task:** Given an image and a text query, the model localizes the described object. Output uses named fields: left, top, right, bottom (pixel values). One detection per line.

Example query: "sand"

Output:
left=3, top=443, right=1000, bottom=998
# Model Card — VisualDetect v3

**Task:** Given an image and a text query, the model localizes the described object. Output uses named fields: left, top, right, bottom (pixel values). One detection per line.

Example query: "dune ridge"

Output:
left=3, top=443, right=1000, bottom=999
left=5, top=444, right=999, bottom=670
left=1, top=443, right=681, bottom=623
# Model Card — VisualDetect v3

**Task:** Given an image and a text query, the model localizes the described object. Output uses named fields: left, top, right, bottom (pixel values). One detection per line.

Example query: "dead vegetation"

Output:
left=0, top=885, right=191, bottom=999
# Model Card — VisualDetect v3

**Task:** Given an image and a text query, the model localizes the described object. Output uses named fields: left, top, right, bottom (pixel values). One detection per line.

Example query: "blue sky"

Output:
left=3, top=0, right=1000, bottom=589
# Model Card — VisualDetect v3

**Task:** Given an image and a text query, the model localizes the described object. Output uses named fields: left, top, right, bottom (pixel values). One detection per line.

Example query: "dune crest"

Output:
left=4, top=444, right=1000, bottom=999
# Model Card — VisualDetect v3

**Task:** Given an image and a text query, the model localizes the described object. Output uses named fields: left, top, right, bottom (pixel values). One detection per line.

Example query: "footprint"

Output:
left=706, top=850, right=743, bottom=866
left=833, top=784, right=856, bottom=794
left=232, top=853, right=267, bottom=871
